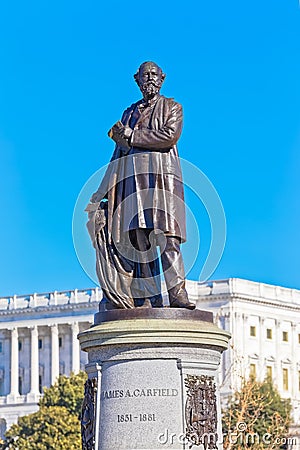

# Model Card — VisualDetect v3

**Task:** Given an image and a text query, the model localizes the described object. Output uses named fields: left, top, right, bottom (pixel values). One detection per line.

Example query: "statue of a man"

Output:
left=86, top=61, right=195, bottom=310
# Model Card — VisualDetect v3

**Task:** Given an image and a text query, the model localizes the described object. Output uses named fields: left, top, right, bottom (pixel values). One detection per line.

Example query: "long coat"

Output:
left=94, top=95, right=187, bottom=243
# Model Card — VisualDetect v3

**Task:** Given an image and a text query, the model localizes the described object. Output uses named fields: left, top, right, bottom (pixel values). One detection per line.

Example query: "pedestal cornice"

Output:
left=79, top=309, right=230, bottom=353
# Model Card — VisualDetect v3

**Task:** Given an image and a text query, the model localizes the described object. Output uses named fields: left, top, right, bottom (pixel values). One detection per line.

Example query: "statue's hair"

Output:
left=134, top=61, right=166, bottom=85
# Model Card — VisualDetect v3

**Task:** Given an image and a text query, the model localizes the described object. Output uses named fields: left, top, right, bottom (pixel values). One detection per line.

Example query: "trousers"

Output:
left=129, top=229, right=189, bottom=307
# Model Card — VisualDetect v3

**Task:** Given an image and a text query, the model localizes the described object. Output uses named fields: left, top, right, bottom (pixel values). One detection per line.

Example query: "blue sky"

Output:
left=0, top=0, right=299, bottom=296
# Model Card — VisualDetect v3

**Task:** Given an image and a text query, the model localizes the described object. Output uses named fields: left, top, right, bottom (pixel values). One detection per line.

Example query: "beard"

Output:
left=140, top=81, right=162, bottom=100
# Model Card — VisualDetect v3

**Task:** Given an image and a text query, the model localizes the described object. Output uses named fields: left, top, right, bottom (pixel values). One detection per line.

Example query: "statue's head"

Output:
left=134, top=61, right=166, bottom=100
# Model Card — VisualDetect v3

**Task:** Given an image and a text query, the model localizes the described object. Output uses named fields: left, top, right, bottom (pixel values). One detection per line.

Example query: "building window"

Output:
left=59, top=337, right=62, bottom=348
left=18, top=340, right=22, bottom=351
left=266, top=366, right=272, bottom=380
left=38, top=339, right=43, bottom=349
left=283, top=368, right=289, bottom=391
left=282, top=331, right=288, bottom=342
left=250, top=326, right=256, bottom=337
left=298, top=334, right=300, bottom=344
left=19, top=376, right=22, bottom=395
left=266, top=329, right=272, bottom=339
left=250, top=364, right=256, bottom=378
left=0, top=341, right=3, bottom=353
left=39, top=375, right=43, bottom=394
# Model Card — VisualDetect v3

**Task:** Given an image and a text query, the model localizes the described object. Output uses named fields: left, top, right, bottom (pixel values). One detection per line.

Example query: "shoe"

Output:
left=170, top=299, right=196, bottom=310
left=137, top=299, right=152, bottom=308
left=151, top=295, right=163, bottom=308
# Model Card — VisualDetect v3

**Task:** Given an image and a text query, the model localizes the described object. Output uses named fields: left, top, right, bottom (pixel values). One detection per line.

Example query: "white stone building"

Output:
left=192, top=278, right=300, bottom=426
left=0, top=278, right=300, bottom=442
left=0, top=288, right=100, bottom=438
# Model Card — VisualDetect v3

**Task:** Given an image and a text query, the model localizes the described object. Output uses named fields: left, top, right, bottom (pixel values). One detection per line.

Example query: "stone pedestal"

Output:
left=78, top=309, right=230, bottom=450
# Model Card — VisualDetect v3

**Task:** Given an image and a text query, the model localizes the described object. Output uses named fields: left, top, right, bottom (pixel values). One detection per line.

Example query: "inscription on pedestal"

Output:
left=102, top=387, right=179, bottom=399
left=185, top=374, right=218, bottom=449
left=98, top=357, right=183, bottom=449
left=101, top=386, right=178, bottom=426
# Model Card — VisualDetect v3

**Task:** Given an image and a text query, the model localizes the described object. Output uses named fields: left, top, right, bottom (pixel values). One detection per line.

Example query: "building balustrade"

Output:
left=0, top=288, right=101, bottom=311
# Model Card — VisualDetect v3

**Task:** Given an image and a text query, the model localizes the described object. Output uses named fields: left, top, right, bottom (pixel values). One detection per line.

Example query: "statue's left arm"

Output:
left=130, top=101, right=182, bottom=150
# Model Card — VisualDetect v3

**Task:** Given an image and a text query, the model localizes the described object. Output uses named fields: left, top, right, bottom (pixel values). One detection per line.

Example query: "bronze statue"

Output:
left=86, top=61, right=195, bottom=310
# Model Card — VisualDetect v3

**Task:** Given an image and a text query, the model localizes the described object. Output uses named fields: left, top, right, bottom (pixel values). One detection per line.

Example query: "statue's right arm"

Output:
left=130, top=101, right=182, bottom=150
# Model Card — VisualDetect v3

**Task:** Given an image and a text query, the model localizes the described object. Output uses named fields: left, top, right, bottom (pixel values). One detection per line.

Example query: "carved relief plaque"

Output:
left=185, top=374, right=218, bottom=449
left=81, top=377, right=98, bottom=450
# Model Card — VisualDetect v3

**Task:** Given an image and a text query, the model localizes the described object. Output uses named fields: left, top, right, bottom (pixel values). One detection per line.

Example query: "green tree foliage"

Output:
left=1, top=372, right=87, bottom=450
left=39, top=371, right=87, bottom=417
left=222, top=378, right=292, bottom=449
left=3, top=406, right=80, bottom=450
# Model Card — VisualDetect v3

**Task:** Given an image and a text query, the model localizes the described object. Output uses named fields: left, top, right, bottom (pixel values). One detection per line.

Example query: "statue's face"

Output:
left=138, top=63, right=164, bottom=100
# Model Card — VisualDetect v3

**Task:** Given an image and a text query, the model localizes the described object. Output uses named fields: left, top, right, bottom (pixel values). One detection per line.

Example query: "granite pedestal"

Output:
left=78, top=309, right=230, bottom=450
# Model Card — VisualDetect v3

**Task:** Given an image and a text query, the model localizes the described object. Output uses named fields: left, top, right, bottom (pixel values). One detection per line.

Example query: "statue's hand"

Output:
left=119, top=126, right=133, bottom=141
left=100, top=200, right=108, bottom=209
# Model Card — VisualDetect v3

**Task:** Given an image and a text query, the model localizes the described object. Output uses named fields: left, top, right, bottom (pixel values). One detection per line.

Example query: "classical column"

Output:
left=71, top=322, right=80, bottom=374
left=220, top=311, right=232, bottom=388
left=29, top=326, right=39, bottom=396
left=9, top=327, right=19, bottom=399
left=275, top=319, right=281, bottom=384
left=258, top=316, right=265, bottom=376
left=291, top=323, right=296, bottom=398
left=241, top=313, right=247, bottom=357
left=50, top=324, right=59, bottom=384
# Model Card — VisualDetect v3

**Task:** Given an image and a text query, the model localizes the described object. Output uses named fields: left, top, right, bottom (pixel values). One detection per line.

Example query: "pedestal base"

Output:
left=79, top=309, right=230, bottom=450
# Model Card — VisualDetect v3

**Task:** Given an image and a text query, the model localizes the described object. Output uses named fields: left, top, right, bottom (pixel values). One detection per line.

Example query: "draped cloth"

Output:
left=86, top=203, right=135, bottom=308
